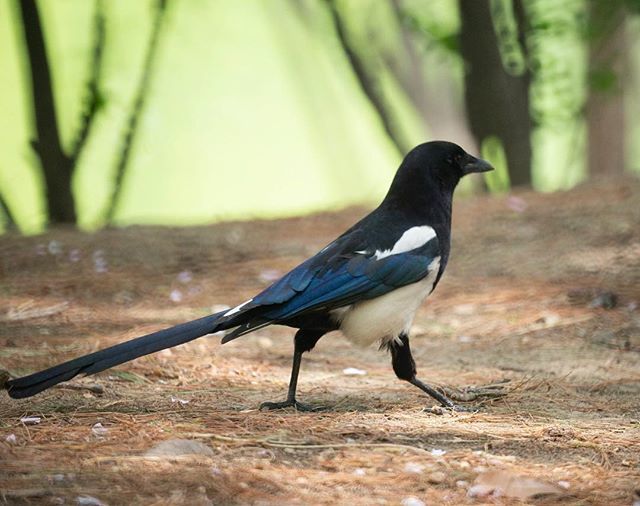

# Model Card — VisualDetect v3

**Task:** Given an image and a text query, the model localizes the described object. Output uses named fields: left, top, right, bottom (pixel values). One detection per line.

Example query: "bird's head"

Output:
left=410, top=140, right=493, bottom=185
left=385, top=141, right=493, bottom=204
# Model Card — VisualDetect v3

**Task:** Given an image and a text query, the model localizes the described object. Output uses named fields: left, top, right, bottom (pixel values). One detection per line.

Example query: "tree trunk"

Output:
left=388, top=0, right=477, bottom=152
left=586, top=2, right=627, bottom=176
left=458, top=0, right=532, bottom=187
left=0, top=192, right=15, bottom=229
left=18, top=0, right=77, bottom=223
left=326, top=0, right=405, bottom=154
left=105, top=0, right=168, bottom=224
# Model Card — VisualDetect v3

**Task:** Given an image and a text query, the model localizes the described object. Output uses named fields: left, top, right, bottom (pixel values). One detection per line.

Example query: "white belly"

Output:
left=333, top=258, right=440, bottom=347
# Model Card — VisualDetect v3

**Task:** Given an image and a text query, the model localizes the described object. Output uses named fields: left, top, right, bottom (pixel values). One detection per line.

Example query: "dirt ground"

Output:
left=1, top=176, right=639, bottom=505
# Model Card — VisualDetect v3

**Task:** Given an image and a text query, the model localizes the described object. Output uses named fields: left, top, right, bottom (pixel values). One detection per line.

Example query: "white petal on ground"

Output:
left=343, top=367, right=367, bottom=376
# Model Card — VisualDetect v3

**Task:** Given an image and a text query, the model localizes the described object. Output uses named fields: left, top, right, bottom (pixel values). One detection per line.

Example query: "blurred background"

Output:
left=0, top=0, right=638, bottom=234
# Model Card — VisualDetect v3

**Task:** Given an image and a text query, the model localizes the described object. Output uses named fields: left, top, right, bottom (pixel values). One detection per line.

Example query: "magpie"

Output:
left=4, top=141, right=493, bottom=410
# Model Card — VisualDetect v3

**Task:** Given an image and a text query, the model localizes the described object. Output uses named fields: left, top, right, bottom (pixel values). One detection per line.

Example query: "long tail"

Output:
left=5, top=312, right=227, bottom=399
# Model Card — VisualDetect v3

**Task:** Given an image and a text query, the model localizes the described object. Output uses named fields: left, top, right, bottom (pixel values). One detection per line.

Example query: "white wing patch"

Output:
left=223, top=298, right=253, bottom=317
left=373, top=225, right=436, bottom=260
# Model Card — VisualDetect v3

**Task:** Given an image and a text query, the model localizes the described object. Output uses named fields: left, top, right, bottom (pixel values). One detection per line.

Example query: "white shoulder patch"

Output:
left=374, top=225, right=436, bottom=260
left=223, top=298, right=253, bottom=317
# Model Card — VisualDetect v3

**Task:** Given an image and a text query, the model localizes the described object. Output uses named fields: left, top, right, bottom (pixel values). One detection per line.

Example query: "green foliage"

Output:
left=398, top=0, right=460, bottom=55
left=482, top=136, right=511, bottom=193
left=490, top=0, right=527, bottom=76
left=526, top=0, right=587, bottom=127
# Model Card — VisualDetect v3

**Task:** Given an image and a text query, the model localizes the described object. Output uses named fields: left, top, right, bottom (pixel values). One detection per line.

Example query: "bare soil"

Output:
left=1, top=176, right=639, bottom=505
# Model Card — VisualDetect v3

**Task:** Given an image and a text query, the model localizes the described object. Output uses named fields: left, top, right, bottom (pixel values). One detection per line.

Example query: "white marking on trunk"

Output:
left=332, top=257, right=440, bottom=347
left=223, top=298, right=253, bottom=317
left=373, top=226, right=436, bottom=260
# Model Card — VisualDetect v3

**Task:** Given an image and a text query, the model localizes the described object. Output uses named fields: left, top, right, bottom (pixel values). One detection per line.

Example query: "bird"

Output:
left=4, top=141, right=493, bottom=410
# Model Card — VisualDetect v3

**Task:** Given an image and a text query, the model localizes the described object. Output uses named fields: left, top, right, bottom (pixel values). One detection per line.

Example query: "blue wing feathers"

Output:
left=223, top=233, right=441, bottom=338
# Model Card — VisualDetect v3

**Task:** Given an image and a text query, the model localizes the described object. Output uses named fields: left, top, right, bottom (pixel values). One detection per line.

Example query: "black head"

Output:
left=402, top=141, right=493, bottom=187
left=382, top=140, right=493, bottom=212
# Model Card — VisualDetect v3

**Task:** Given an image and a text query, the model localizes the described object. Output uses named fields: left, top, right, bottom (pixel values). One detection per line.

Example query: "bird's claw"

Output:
left=259, top=400, right=320, bottom=412
left=437, top=379, right=511, bottom=403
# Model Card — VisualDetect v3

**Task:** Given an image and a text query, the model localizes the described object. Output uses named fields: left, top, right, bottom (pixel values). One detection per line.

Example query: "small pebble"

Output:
left=170, top=396, right=190, bottom=406
left=259, top=269, right=281, bottom=283
left=430, top=448, right=446, bottom=457
left=401, top=497, right=426, bottom=506
left=177, top=270, right=192, bottom=283
left=169, top=289, right=183, bottom=302
left=425, top=406, right=445, bottom=415
left=257, top=336, right=273, bottom=349
left=506, top=195, right=528, bottom=213
left=91, top=422, right=108, bottom=437
left=48, top=240, right=63, bottom=256
left=76, top=496, right=107, bottom=506
left=404, top=462, right=424, bottom=474
left=5, top=434, right=17, bottom=444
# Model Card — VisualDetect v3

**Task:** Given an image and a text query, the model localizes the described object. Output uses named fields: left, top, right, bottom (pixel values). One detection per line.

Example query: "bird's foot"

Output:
left=424, top=379, right=511, bottom=413
left=439, top=379, right=511, bottom=403
left=259, top=399, right=319, bottom=412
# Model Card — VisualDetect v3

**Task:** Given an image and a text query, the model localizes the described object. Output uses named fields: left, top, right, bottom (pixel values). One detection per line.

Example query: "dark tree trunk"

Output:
left=388, top=0, right=477, bottom=153
left=458, top=0, right=532, bottom=187
left=105, top=0, right=168, bottom=223
left=0, top=192, right=15, bottom=229
left=586, top=2, right=627, bottom=176
left=18, top=0, right=77, bottom=223
left=326, top=0, right=405, bottom=154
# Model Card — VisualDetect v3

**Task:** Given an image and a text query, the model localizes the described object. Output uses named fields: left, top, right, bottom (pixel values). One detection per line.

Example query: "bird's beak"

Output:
left=463, top=155, right=494, bottom=175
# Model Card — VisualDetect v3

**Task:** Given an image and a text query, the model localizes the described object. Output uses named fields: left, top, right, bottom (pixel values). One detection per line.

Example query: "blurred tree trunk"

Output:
left=458, top=0, right=532, bottom=187
left=18, top=0, right=76, bottom=223
left=326, top=0, right=405, bottom=154
left=0, top=192, right=15, bottom=229
left=105, top=0, right=168, bottom=224
left=388, top=0, right=477, bottom=152
left=586, top=1, right=627, bottom=176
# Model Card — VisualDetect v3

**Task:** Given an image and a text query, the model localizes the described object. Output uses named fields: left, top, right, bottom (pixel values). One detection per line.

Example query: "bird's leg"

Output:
left=260, top=329, right=325, bottom=412
left=389, top=333, right=465, bottom=411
